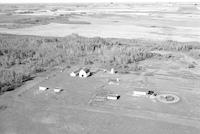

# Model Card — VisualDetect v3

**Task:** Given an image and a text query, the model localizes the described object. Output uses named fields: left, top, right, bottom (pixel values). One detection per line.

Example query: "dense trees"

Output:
left=1, top=34, right=200, bottom=93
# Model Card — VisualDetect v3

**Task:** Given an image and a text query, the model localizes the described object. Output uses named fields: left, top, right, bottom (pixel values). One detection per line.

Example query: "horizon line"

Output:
left=0, top=1, right=199, bottom=4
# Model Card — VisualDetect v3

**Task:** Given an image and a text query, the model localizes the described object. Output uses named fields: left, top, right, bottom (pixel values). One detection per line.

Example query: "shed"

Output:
left=107, top=94, right=120, bottom=100
left=110, top=68, right=115, bottom=74
left=54, top=87, right=63, bottom=93
left=70, top=68, right=81, bottom=77
left=132, top=91, right=146, bottom=97
left=39, top=86, right=48, bottom=91
left=79, top=68, right=91, bottom=78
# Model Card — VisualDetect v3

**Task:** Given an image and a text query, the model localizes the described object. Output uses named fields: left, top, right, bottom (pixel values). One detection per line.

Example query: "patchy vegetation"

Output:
left=1, top=34, right=200, bottom=93
left=0, top=105, right=7, bottom=111
left=152, top=40, right=200, bottom=51
left=0, top=14, right=91, bottom=29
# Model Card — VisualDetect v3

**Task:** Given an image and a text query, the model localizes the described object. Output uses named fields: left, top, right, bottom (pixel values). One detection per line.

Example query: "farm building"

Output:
left=79, top=68, right=91, bottom=78
left=70, top=68, right=81, bottom=77
left=54, top=87, right=63, bottom=93
left=39, top=86, right=48, bottom=91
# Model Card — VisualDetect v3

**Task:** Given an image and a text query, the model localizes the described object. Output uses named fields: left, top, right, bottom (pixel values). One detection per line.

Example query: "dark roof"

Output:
left=73, top=68, right=82, bottom=74
left=82, top=68, right=90, bottom=73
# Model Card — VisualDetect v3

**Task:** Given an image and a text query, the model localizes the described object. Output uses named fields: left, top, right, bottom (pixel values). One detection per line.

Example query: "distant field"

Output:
left=0, top=3, right=200, bottom=42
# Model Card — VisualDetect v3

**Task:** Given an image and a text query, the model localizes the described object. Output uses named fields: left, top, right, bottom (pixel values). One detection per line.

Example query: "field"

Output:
left=0, top=2, right=200, bottom=134
left=0, top=3, right=200, bottom=41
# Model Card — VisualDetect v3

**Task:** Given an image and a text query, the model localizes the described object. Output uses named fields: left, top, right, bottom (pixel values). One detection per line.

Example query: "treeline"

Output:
left=152, top=40, right=200, bottom=52
left=1, top=34, right=200, bottom=93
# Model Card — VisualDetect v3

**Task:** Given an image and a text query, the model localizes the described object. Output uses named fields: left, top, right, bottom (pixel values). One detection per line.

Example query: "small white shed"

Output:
left=132, top=91, right=147, bottom=97
left=54, top=87, right=63, bottom=93
left=79, top=68, right=91, bottom=78
left=39, top=86, right=48, bottom=91
left=107, top=94, right=120, bottom=100
left=110, top=68, right=115, bottom=74
left=70, top=68, right=81, bottom=77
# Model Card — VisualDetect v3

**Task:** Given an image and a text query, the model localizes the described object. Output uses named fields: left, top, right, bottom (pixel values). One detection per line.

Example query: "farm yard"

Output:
left=0, top=2, right=200, bottom=134
left=1, top=57, right=200, bottom=134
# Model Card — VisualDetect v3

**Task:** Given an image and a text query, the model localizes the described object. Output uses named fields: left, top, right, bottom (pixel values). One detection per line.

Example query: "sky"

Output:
left=0, top=0, right=199, bottom=3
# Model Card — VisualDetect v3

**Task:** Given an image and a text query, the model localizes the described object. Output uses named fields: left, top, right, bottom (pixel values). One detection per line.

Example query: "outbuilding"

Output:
left=132, top=91, right=147, bottom=97
left=79, top=68, right=91, bottom=78
left=54, top=87, right=63, bottom=93
left=39, top=86, right=48, bottom=91
left=70, top=68, right=81, bottom=77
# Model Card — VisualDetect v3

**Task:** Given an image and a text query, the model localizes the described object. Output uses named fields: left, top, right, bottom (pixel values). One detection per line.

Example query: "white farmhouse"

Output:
left=79, top=68, right=91, bottom=78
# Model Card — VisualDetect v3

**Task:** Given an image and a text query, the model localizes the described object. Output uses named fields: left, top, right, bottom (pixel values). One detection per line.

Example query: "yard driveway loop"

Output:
left=157, top=94, right=180, bottom=104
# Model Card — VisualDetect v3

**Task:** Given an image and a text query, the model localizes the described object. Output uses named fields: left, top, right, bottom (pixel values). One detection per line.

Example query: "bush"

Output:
left=188, top=49, right=200, bottom=59
left=0, top=69, right=31, bottom=93
left=188, top=63, right=195, bottom=68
